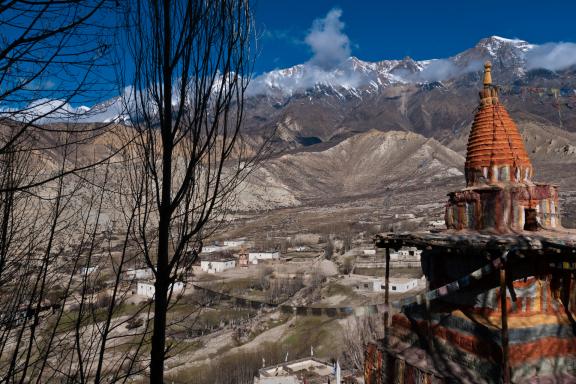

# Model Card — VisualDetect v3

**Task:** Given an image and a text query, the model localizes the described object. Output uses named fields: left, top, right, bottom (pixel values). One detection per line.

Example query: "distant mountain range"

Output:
left=236, top=35, right=576, bottom=217
left=9, top=36, right=576, bottom=219
left=248, top=36, right=535, bottom=96
left=22, top=36, right=576, bottom=134
left=242, top=36, right=576, bottom=152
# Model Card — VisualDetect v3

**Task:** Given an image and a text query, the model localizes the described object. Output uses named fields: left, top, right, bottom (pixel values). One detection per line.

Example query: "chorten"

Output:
left=365, top=63, right=576, bottom=384
left=445, top=62, right=560, bottom=232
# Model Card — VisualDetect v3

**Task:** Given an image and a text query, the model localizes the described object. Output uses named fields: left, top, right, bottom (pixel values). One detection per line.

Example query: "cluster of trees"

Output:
left=0, top=0, right=257, bottom=383
left=265, top=276, right=304, bottom=304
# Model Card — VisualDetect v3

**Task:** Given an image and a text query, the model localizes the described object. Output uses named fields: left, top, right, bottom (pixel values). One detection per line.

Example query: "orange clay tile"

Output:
left=465, top=62, right=532, bottom=171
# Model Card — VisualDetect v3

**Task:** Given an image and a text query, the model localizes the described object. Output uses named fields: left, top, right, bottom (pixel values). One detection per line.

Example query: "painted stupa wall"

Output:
left=445, top=183, right=560, bottom=231
left=445, top=62, right=561, bottom=232
left=388, top=276, right=576, bottom=383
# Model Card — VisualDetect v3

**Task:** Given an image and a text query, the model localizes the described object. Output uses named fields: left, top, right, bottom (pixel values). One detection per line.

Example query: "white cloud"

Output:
left=247, top=63, right=363, bottom=96
left=525, top=42, right=576, bottom=71
left=305, top=8, right=350, bottom=70
left=412, top=59, right=483, bottom=82
left=248, top=8, right=359, bottom=96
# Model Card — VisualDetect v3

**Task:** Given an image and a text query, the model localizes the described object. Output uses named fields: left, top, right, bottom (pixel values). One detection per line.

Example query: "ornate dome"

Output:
left=464, top=62, right=533, bottom=186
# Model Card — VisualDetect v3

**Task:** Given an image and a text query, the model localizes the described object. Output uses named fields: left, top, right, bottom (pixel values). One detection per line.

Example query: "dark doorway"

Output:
left=524, top=208, right=538, bottom=231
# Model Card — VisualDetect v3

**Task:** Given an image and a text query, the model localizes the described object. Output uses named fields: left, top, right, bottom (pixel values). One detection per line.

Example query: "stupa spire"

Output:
left=479, top=61, right=499, bottom=107
left=483, top=61, right=492, bottom=87
left=464, top=62, right=532, bottom=186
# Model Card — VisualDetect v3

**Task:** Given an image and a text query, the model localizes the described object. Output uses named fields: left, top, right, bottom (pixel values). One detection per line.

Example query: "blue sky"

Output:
left=253, top=0, right=576, bottom=74
left=5, top=0, right=576, bottom=111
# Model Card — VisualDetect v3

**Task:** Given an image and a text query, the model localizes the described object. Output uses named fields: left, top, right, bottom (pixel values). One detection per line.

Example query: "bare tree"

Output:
left=0, top=1, right=123, bottom=194
left=0, top=131, right=153, bottom=382
left=266, top=276, right=304, bottom=304
left=324, top=239, right=334, bottom=260
left=0, top=1, right=262, bottom=382
left=256, top=266, right=273, bottom=291
left=0, top=3, right=149, bottom=382
left=122, top=0, right=255, bottom=381
left=341, top=315, right=384, bottom=372
left=341, top=256, right=354, bottom=275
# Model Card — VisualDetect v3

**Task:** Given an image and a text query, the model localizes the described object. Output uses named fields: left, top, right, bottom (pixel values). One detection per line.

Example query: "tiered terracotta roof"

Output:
left=465, top=62, right=532, bottom=185
left=466, top=105, right=532, bottom=168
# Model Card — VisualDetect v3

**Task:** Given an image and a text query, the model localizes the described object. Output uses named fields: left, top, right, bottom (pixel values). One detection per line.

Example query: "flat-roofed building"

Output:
left=125, top=267, right=153, bottom=280
left=200, top=258, right=236, bottom=273
left=254, top=357, right=351, bottom=384
left=248, top=251, right=280, bottom=265
left=223, top=239, right=246, bottom=247
left=136, top=281, right=184, bottom=298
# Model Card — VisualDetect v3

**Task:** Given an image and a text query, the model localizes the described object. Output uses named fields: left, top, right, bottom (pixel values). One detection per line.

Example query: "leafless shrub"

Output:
left=266, top=276, right=304, bottom=304
left=126, top=317, right=144, bottom=330
left=341, top=256, right=354, bottom=275
left=256, top=266, right=274, bottom=291
left=341, top=315, right=384, bottom=372
left=324, top=240, right=334, bottom=260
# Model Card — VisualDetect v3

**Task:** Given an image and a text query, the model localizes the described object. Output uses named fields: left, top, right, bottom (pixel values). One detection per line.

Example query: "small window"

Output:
left=524, top=208, right=538, bottom=231
left=392, top=286, right=396, bottom=291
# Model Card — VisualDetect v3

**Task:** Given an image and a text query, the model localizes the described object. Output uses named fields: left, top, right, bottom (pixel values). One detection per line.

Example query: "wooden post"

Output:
left=384, top=247, right=391, bottom=344
left=561, top=269, right=571, bottom=312
left=500, top=264, right=510, bottom=384
left=383, top=246, right=391, bottom=383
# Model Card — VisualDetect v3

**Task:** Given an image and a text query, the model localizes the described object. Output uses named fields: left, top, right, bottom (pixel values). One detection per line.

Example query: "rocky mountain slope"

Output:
left=239, top=125, right=576, bottom=210
left=238, top=130, right=465, bottom=209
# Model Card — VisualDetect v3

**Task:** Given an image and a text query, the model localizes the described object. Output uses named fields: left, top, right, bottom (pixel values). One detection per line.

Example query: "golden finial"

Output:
left=483, top=61, right=492, bottom=88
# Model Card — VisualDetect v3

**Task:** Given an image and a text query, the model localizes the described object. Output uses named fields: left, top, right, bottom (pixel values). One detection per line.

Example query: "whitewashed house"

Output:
left=255, top=357, right=338, bottom=384
left=223, top=239, right=246, bottom=247
left=137, top=282, right=155, bottom=298
left=136, top=281, right=184, bottom=298
left=429, top=220, right=445, bottom=230
left=201, top=245, right=224, bottom=254
left=362, top=249, right=376, bottom=255
left=248, top=251, right=280, bottom=265
left=389, top=278, right=418, bottom=293
left=356, top=277, right=419, bottom=293
left=394, top=213, right=415, bottom=219
left=357, top=279, right=383, bottom=292
left=200, top=258, right=236, bottom=273
left=125, top=267, right=153, bottom=280
left=397, top=247, right=422, bottom=261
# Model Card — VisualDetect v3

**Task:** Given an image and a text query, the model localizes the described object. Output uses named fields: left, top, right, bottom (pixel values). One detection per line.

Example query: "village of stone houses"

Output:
left=2, top=2, right=576, bottom=384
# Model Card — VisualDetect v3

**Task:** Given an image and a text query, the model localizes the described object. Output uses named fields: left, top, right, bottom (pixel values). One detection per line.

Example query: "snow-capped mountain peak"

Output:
left=475, top=35, right=535, bottom=55
left=247, top=36, right=556, bottom=98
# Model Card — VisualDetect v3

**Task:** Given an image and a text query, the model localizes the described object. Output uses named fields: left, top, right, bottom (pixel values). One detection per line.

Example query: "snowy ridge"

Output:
left=4, top=36, right=576, bottom=123
left=248, top=35, right=546, bottom=97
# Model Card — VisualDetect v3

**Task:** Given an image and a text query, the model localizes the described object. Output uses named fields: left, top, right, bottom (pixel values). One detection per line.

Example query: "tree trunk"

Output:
left=150, top=202, right=171, bottom=381
left=150, top=1, right=173, bottom=381
left=150, top=273, right=169, bottom=382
